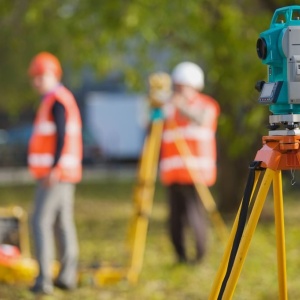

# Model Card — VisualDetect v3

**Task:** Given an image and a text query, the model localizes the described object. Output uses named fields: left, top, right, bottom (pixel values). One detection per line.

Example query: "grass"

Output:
left=0, top=177, right=300, bottom=299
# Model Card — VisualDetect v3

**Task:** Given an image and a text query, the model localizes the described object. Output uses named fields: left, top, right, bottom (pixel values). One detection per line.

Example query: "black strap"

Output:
left=217, top=161, right=262, bottom=299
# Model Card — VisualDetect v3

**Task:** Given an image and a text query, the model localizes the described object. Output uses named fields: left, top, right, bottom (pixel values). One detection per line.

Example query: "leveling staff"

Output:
left=27, top=52, right=82, bottom=295
left=160, top=62, right=220, bottom=264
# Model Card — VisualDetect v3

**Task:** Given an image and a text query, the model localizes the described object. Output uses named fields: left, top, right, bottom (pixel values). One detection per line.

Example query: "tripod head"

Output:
left=256, top=6, right=300, bottom=135
left=148, top=72, right=172, bottom=121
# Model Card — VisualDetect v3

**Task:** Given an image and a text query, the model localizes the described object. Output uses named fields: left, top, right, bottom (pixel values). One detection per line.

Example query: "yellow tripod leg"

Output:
left=273, top=171, right=287, bottom=299
left=193, top=182, right=228, bottom=243
left=126, top=120, right=164, bottom=284
left=209, top=170, right=261, bottom=300
left=93, top=120, right=163, bottom=286
left=221, top=168, right=273, bottom=299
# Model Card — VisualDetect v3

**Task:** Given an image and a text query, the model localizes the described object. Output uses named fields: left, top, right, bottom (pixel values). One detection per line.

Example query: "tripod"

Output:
left=209, top=134, right=300, bottom=299
left=93, top=103, right=228, bottom=285
left=93, top=68, right=227, bottom=285
left=126, top=113, right=228, bottom=284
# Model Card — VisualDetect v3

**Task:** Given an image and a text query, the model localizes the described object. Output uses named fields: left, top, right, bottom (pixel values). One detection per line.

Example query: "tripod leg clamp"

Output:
left=249, top=161, right=264, bottom=171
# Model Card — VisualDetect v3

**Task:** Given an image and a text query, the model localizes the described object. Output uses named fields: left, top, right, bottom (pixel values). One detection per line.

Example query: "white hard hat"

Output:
left=171, top=62, right=204, bottom=90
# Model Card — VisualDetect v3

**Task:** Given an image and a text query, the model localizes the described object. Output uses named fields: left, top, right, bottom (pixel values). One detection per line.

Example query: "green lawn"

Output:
left=0, top=178, right=300, bottom=299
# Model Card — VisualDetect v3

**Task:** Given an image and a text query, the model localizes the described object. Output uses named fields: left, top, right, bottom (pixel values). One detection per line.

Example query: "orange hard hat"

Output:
left=28, top=52, right=62, bottom=79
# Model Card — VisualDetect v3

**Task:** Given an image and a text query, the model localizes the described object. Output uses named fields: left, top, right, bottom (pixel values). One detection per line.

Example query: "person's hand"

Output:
left=172, top=93, right=186, bottom=110
left=172, top=92, right=209, bottom=125
left=42, top=169, right=59, bottom=187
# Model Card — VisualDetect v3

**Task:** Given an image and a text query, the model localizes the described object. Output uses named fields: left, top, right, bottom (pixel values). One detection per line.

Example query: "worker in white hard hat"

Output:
left=159, top=61, right=220, bottom=264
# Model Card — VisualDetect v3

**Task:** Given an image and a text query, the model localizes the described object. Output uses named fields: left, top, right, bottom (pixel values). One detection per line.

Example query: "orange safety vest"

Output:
left=28, top=85, right=82, bottom=183
left=160, top=93, right=220, bottom=186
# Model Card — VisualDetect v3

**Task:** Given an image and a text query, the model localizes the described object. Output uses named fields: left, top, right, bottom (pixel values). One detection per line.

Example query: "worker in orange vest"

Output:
left=27, top=52, right=82, bottom=294
left=160, top=62, right=220, bottom=264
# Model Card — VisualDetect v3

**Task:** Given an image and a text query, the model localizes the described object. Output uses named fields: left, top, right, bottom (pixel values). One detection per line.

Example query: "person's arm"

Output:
left=173, top=93, right=210, bottom=125
left=52, top=101, right=66, bottom=166
left=43, top=100, right=66, bottom=187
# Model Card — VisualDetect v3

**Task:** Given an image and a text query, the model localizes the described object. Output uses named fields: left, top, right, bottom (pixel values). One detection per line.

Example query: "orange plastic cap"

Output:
left=28, top=52, right=62, bottom=79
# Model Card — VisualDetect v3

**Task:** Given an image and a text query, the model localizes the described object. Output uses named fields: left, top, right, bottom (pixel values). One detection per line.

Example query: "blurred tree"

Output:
left=0, top=0, right=292, bottom=211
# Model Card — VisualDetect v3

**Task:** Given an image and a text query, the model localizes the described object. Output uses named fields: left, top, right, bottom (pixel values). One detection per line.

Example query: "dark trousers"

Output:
left=167, top=184, right=207, bottom=262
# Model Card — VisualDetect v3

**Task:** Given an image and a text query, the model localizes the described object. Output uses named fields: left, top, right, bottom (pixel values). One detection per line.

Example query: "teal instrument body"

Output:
left=257, top=6, right=300, bottom=115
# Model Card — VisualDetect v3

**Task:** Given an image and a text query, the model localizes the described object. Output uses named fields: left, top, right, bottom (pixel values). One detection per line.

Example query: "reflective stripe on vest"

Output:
left=33, top=121, right=81, bottom=135
left=160, top=155, right=215, bottom=172
left=34, top=121, right=56, bottom=135
left=28, top=153, right=81, bottom=168
left=28, top=153, right=54, bottom=167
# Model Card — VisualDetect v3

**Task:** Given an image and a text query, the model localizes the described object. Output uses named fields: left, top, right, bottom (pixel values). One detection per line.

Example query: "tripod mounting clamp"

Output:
left=255, top=134, right=300, bottom=170
left=268, top=113, right=300, bottom=135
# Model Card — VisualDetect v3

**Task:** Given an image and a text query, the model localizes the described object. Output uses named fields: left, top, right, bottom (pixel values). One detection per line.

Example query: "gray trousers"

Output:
left=32, top=181, right=78, bottom=290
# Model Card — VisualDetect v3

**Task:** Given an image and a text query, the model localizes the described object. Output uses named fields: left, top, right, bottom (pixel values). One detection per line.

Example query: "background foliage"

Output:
left=0, top=0, right=296, bottom=210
